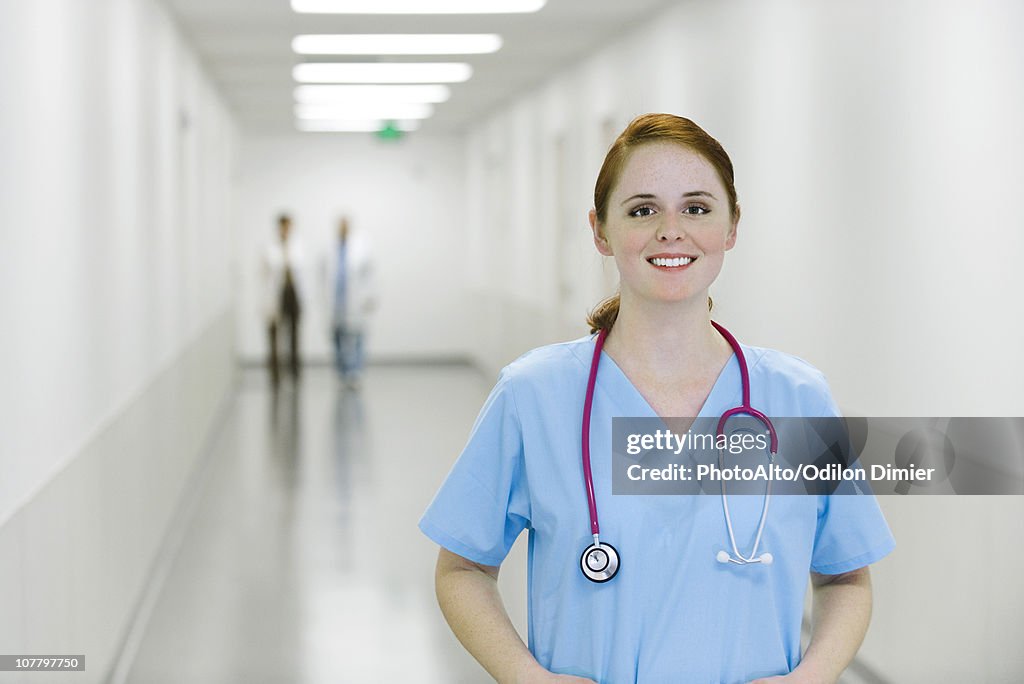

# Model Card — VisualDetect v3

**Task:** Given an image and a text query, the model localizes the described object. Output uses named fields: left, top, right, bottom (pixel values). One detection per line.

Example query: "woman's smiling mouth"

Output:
left=647, top=255, right=696, bottom=268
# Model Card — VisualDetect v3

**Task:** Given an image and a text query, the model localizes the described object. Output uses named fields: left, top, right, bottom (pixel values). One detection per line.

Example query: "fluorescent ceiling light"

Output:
left=292, top=34, right=502, bottom=55
left=294, top=84, right=452, bottom=104
left=297, top=119, right=422, bottom=132
left=294, top=102, right=434, bottom=120
left=293, top=62, right=472, bottom=83
left=292, top=0, right=545, bottom=14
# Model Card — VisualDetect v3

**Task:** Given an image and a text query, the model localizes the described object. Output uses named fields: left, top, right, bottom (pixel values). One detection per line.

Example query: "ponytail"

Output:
left=587, top=294, right=620, bottom=333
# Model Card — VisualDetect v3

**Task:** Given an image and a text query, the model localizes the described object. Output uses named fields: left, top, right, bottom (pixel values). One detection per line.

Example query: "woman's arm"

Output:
left=752, top=566, right=874, bottom=684
left=434, top=548, right=596, bottom=684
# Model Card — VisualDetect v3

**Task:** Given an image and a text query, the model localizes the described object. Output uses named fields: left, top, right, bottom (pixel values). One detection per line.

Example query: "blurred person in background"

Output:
left=329, top=216, right=376, bottom=389
left=420, top=114, right=894, bottom=683
left=263, top=213, right=305, bottom=385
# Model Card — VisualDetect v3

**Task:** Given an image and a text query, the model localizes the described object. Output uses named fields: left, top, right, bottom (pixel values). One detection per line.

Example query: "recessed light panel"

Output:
left=296, top=119, right=422, bottom=132
left=293, top=84, right=452, bottom=104
left=293, top=63, right=473, bottom=83
left=292, top=0, right=544, bottom=14
left=294, top=102, right=435, bottom=120
left=292, top=34, right=502, bottom=55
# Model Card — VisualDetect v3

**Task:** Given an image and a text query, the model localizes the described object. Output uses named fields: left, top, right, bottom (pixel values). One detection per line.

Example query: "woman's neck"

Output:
left=602, top=292, right=730, bottom=381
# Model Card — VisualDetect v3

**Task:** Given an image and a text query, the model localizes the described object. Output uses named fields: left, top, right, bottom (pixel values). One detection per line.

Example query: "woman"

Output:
left=419, top=114, right=894, bottom=683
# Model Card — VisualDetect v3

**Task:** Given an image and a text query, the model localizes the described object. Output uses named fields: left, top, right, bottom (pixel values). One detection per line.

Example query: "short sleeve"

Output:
left=810, top=493, right=895, bottom=574
left=809, top=385, right=896, bottom=575
left=418, top=368, right=531, bottom=567
left=798, top=368, right=897, bottom=573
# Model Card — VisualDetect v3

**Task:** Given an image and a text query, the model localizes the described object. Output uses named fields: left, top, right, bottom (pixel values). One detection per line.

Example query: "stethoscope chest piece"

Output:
left=581, top=542, right=620, bottom=583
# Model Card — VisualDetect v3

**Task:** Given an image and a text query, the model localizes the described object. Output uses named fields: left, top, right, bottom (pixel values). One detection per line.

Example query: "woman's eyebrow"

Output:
left=620, top=190, right=717, bottom=205
left=620, top=193, right=656, bottom=205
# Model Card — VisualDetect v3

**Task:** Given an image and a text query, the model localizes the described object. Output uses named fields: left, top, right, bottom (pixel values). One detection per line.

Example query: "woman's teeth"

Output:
left=649, top=257, right=694, bottom=267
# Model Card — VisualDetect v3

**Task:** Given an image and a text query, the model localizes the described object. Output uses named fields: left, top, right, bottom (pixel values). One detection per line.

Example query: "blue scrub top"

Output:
left=419, top=335, right=895, bottom=684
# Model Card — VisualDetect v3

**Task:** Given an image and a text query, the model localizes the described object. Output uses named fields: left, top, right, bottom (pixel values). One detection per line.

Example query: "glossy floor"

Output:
left=122, top=365, right=529, bottom=684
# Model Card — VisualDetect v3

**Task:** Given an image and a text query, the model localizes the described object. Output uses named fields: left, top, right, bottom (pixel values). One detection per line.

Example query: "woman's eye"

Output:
left=684, top=205, right=709, bottom=215
left=629, top=206, right=655, bottom=217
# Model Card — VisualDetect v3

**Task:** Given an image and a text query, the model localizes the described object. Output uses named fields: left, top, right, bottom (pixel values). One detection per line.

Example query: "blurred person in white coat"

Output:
left=329, top=217, right=375, bottom=388
left=263, top=213, right=306, bottom=384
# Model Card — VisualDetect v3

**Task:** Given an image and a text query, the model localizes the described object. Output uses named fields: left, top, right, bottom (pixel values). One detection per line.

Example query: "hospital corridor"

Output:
left=3, top=0, right=1024, bottom=682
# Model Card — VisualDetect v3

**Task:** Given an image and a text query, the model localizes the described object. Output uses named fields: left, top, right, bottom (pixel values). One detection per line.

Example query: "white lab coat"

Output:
left=326, top=235, right=376, bottom=331
left=262, top=238, right=307, bottom=324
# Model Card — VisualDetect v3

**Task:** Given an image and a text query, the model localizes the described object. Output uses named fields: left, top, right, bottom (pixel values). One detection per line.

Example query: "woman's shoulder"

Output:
left=499, top=335, right=593, bottom=386
left=469, top=337, right=592, bottom=427
left=741, top=344, right=839, bottom=415
left=742, top=344, right=826, bottom=380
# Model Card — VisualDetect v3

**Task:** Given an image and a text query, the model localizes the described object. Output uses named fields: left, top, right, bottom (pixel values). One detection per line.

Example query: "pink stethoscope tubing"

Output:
left=580, top=321, right=780, bottom=582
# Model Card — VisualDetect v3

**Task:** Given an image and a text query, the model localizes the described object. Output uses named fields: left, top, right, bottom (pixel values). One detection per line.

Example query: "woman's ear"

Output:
left=725, top=203, right=740, bottom=251
left=590, top=209, right=613, bottom=256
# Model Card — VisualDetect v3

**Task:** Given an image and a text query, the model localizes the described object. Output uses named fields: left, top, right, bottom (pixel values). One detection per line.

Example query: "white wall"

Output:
left=0, top=0, right=237, bottom=679
left=0, top=0, right=236, bottom=528
left=235, top=133, right=470, bottom=364
left=462, top=0, right=1024, bottom=680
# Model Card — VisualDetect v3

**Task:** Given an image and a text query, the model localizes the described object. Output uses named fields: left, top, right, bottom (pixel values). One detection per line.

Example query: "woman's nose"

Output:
left=656, top=214, right=686, bottom=241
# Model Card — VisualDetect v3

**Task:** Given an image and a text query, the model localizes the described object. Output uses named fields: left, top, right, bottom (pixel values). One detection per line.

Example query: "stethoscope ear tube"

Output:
left=581, top=328, right=607, bottom=539
left=580, top=330, right=619, bottom=584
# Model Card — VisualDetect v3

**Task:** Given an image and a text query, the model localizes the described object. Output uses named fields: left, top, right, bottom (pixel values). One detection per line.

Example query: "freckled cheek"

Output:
left=694, top=231, right=733, bottom=253
left=611, top=235, right=652, bottom=256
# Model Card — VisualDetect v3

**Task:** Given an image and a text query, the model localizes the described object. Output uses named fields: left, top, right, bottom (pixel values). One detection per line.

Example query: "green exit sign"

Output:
left=376, top=121, right=404, bottom=140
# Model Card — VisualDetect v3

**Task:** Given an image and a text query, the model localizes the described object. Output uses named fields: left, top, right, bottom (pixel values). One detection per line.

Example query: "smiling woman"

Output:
left=420, top=113, right=895, bottom=683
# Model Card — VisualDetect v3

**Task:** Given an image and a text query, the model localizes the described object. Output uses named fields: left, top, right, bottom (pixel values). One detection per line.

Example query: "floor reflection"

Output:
left=123, top=364, right=504, bottom=684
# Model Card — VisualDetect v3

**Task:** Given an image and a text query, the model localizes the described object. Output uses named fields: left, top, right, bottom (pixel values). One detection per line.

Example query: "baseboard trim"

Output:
left=103, top=375, right=238, bottom=684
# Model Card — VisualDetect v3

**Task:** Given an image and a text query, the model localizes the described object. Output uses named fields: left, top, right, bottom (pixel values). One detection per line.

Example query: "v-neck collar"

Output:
left=592, top=340, right=742, bottom=422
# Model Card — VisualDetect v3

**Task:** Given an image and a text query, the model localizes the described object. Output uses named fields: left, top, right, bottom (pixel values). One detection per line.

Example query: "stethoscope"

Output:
left=579, top=321, right=780, bottom=583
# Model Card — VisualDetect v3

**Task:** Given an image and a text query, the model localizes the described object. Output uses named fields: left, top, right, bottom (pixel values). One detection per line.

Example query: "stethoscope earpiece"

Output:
left=716, top=550, right=774, bottom=565
left=581, top=541, right=620, bottom=583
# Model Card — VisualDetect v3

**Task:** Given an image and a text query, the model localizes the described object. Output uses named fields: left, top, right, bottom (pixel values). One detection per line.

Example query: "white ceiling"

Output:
left=161, top=0, right=677, bottom=134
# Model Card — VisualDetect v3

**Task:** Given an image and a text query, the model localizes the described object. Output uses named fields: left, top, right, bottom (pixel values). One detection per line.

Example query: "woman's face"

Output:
left=590, top=142, right=737, bottom=308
